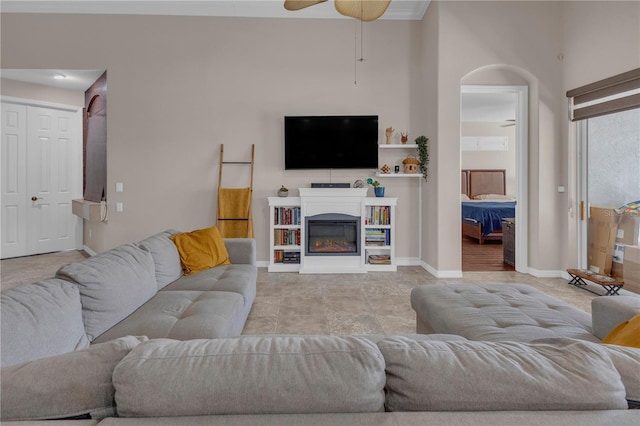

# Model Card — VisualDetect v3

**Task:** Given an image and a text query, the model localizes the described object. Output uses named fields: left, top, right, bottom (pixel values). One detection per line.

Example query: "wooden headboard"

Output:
left=461, top=169, right=506, bottom=198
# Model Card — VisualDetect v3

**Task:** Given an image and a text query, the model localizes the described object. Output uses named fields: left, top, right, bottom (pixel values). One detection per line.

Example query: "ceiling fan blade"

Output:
left=335, top=0, right=391, bottom=22
left=284, top=0, right=328, bottom=11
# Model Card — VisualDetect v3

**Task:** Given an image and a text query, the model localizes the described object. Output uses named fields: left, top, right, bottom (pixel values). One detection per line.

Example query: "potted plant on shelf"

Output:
left=415, top=135, right=429, bottom=181
left=366, top=178, right=385, bottom=197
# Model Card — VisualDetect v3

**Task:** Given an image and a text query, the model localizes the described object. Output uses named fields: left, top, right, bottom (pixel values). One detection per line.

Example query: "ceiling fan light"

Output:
left=284, top=0, right=328, bottom=11
left=335, top=0, right=391, bottom=22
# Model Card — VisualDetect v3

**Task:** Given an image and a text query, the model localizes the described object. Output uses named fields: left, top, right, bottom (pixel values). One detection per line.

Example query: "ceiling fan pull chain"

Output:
left=354, top=18, right=358, bottom=86
left=354, top=11, right=366, bottom=86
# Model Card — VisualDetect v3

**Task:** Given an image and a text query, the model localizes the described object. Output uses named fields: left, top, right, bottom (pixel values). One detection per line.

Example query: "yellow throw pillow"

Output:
left=170, top=226, right=230, bottom=275
left=602, top=313, right=640, bottom=348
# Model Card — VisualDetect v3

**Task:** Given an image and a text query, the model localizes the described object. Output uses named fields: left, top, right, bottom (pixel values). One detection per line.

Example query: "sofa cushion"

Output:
left=532, top=337, right=640, bottom=406
left=92, top=290, right=248, bottom=343
left=601, top=344, right=640, bottom=405
left=1, top=279, right=90, bottom=367
left=378, top=336, right=628, bottom=412
left=113, top=336, right=386, bottom=417
left=160, top=264, right=256, bottom=302
left=56, top=244, right=158, bottom=341
left=170, top=226, right=230, bottom=275
left=411, top=283, right=598, bottom=342
left=1, top=336, right=145, bottom=421
left=137, top=229, right=183, bottom=289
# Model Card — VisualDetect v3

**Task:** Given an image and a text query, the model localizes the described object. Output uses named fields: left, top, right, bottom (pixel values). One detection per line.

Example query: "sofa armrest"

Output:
left=224, top=238, right=256, bottom=265
left=592, top=296, right=640, bottom=340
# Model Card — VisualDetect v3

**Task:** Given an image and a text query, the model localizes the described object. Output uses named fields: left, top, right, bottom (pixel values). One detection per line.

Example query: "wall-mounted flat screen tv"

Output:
left=284, top=115, right=378, bottom=170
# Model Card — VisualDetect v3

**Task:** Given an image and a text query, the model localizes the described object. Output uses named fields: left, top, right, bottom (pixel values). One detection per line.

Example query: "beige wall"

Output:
left=0, top=13, right=421, bottom=259
left=461, top=122, right=517, bottom=196
left=419, top=1, right=565, bottom=274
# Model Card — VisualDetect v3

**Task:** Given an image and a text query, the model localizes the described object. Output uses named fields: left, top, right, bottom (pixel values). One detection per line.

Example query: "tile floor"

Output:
left=2, top=250, right=619, bottom=336
left=241, top=267, right=602, bottom=336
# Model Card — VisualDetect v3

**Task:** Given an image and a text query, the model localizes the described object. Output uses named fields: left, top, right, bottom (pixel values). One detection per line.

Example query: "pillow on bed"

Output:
left=473, top=193, right=515, bottom=201
left=461, top=194, right=471, bottom=201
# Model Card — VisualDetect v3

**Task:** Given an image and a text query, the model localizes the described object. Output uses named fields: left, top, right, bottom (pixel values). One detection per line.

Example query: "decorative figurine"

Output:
left=385, top=127, right=394, bottom=144
left=278, top=185, right=289, bottom=197
left=401, top=131, right=408, bottom=144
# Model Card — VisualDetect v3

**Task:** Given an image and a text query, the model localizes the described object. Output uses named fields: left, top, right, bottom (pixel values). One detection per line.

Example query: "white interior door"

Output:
left=1, top=99, right=82, bottom=259
left=1, top=103, right=28, bottom=258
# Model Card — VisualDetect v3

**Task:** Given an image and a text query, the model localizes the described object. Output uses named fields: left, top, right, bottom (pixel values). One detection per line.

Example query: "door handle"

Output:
left=31, top=196, right=43, bottom=202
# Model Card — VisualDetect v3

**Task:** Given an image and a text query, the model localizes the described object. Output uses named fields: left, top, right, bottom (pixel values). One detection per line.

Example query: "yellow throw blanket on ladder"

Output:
left=217, top=187, right=254, bottom=238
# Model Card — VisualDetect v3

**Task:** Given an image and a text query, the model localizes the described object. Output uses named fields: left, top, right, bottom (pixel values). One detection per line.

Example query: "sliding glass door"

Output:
left=578, top=108, right=640, bottom=269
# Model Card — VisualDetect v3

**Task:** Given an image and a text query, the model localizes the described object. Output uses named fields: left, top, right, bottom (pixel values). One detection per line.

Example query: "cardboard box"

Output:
left=611, top=211, right=640, bottom=278
left=622, top=245, right=640, bottom=294
left=588, top=207, right=621, bottom=276
left=611, top=212, right=640, bottom=279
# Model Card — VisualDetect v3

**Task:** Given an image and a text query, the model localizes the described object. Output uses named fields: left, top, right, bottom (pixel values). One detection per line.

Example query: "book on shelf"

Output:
left=364, top=206, right=390, bottom=225
left=274, top=207, right=301, bottom=226
left=365, top=228, right=390, bottom=245
left=367, top=254, right=391, bottom=265
left=273, top=229, right=301, bottom=246
left=274, top=250, right=301, bottom=264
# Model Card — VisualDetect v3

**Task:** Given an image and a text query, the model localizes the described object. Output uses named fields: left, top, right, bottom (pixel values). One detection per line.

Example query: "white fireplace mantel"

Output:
left=300, top=188, right=367, bottom=219
left=299, top=188, right=368, bottom=273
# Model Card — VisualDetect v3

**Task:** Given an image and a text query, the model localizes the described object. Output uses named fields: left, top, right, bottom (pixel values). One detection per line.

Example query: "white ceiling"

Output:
left=0, top=0, right=430, bottom=20
left=1, top=69, right=105, bottom=91
left=461, top=92, right=518, bottom=123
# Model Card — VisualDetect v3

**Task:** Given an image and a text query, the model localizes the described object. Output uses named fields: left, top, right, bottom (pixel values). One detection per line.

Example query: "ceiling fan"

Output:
left=284, top=0, right=392, bottom=22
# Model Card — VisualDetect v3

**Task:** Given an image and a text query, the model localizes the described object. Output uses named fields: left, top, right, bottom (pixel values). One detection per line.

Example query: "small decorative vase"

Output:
left=278, top=185, right=289, bottom=197
left=374, top=187, right=385, bottom=197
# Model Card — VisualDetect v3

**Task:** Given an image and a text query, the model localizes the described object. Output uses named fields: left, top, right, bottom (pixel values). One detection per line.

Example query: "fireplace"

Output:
left=306, top=213, right=361, bottom=256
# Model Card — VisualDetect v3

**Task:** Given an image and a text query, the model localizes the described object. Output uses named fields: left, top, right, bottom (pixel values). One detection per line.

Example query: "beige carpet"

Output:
left=2, top=250, right=614, bottom=336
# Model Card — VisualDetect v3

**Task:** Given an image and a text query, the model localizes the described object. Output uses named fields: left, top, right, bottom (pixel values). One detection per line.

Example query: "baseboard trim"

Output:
left=396, top=257, right=422, bottom=266
left=83, top=245, right=97, bottom=257
left=527, top=268, right=565, bottom=278
left=256, top=260, right=269, bottom=268
left=420, top=261, right=463, bottom=279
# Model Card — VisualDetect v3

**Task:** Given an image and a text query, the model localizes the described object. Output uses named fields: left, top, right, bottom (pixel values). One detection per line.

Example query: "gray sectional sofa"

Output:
left=1, top=333, right=639, bottom=425
left=1, top=230, right=257, bottom=367
left=2, top=246, right=640, bottom=424
left=410, top=283, right=640, bottom=342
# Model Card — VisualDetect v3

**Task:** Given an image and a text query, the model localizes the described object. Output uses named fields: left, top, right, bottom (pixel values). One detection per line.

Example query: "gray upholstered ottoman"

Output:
left=410, top=283, right=600, bottom=343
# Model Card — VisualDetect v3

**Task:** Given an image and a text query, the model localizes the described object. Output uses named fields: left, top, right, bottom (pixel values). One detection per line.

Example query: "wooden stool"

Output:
left=567, top=269, right=624, bottom=296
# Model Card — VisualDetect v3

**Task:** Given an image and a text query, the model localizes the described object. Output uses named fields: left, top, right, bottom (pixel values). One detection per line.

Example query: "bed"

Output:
left=461, top=169, right=515, bottom=244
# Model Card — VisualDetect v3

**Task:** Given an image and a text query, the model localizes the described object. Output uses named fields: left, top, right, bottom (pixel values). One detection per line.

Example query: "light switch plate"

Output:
left=116, top=202, right=124, bottom=212
left=116, top=182, right=124, bottom=193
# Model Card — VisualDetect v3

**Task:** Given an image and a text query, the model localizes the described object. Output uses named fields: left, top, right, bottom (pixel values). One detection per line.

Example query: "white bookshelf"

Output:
left=267, top=196, right=397, bottom=273
left=364, top=198, right=397, bottom=272
left=268, top=197, right=302, bottom=272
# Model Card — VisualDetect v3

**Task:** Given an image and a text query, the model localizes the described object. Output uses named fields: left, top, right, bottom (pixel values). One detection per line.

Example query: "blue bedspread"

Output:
left=461, top=202, right=516, bottom=236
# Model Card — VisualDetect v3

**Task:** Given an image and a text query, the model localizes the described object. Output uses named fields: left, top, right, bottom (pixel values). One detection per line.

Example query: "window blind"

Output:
left=566, top=68, right=640, bottom=121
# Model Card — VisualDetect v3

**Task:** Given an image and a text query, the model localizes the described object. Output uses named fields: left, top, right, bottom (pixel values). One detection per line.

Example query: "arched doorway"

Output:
left=460, top=66, right=529, bottom=273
